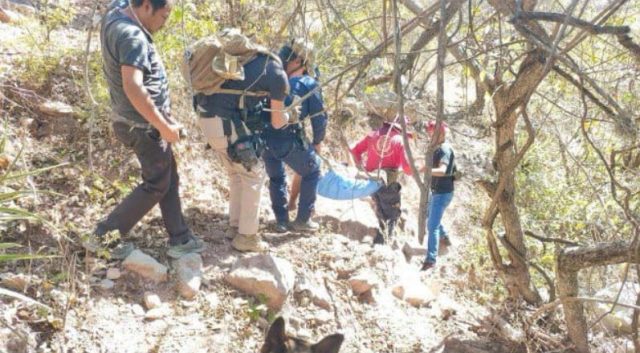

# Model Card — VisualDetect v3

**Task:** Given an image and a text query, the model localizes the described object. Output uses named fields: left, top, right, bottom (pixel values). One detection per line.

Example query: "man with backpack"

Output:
left=189, top=30, right=289, bottom=252
left=351, top=92, right=413, bottom=245
left=261, top=39, right=326, bottom=233
left=421, top=120, right=455, bottom=271
left=86, top=0, right=204, bottom=260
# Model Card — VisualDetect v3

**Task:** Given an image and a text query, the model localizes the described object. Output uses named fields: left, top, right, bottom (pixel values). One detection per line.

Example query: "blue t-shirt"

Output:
left=431, top=142, right=455, bottom=194
left=100, top=8, right=170, bottom=124
left=264, top=75, right=327, bottom=144
left=195, top=55, right=289, bottom=120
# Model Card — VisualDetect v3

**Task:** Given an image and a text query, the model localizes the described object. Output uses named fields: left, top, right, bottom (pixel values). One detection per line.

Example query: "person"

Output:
left=88, top=0, right=204, bottom=260
left=195, top=39, right=290, bottom=252
left=421, top=120, right=455, bottom=271
left=261, top=39, right=326, bottom=233
left=351, top=95, right=413, bottom=245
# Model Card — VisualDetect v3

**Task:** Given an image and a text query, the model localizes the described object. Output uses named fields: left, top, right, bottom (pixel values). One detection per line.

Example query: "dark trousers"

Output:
left=262, top=131, right=320, bottom=223
left=96, top=122, right=192, bottom=246
left=372, top=182, right=402, bottom=244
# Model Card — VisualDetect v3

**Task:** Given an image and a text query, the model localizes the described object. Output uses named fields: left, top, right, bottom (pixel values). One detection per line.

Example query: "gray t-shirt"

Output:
left=100, top=8, right=170, bottom=124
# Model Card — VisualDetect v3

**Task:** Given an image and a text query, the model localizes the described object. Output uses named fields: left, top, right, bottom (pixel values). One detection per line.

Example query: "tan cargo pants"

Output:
left=198, top=117, right=265, bottom=235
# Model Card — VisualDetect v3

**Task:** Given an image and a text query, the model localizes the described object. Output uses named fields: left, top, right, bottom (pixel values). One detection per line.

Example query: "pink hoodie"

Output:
left=350, top=124, right=412, bottom=175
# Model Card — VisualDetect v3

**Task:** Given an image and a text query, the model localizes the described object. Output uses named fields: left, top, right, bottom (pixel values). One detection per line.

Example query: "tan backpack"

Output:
left=180, top=28, right=280, bottom=98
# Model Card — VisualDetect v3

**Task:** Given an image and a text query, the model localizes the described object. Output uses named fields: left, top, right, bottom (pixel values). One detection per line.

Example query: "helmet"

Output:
left=279, top=38, right=316, bottom=76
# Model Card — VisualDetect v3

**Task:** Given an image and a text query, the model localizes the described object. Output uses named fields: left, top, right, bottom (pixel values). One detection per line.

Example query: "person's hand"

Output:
left=159, top=123, right=181, bottom=143
left=314, top=142, right=322, bottom=154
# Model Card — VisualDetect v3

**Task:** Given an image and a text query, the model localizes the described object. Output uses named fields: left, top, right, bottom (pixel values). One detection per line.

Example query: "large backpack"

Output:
left=180, top=28, right=280, bottom=98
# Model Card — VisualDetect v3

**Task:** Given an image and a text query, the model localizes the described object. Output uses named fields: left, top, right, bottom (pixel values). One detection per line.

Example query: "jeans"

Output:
left=262, top=130, right=320, bottom=223
left=425, top=191, right=454, bottom=264
left=96, top=122, right=193, bottom=246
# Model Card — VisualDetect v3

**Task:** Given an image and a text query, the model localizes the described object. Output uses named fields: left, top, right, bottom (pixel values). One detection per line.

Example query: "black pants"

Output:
left=96, top=122, right=192, bottom=246
left=372, top=182, right=402, bottom=244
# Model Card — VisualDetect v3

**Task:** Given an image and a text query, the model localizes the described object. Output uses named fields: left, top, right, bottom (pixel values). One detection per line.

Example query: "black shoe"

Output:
left=373, top=230, right=385, bottom=245
left=420, top=261, right=435, bottom=271
left=274, top=221, right=290, bottom=234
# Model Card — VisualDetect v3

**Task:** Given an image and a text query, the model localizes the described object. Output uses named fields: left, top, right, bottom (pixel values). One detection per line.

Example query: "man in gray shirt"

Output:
left=87, top=0, right=203, bottom=259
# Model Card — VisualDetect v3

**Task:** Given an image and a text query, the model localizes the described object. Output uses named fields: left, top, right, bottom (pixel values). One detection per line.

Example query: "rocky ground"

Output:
left=0, top=2, right=509, bottom=353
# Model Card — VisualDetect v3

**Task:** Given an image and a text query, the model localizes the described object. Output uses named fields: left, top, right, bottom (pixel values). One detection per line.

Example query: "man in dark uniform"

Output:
left=262, top=39, right=327, bottom=233
left=195, top=41, right=289, bottom=252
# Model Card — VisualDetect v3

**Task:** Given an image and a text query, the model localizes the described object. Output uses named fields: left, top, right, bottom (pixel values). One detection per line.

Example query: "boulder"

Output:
left=122, top=250, right=168, bottom=283
left=314, top=179, right=379, bottom=242
left=348, top=271, right=380, bottom=295
left=392, top=278, right=441, bottom=307
left=38, top=100, right=74, bottom=117
left=174, top=253, right=203, bottom=300
left=225, top=254, right=295, bottom=310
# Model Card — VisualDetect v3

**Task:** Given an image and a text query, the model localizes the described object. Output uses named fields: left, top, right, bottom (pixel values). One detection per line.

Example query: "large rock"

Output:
left=122, top=250, right=168, bottom=283
left=392, top=277, right=441, bottom=307
left=225, top=254, right=295, bottom=310
left=174, top=253, right=203, bottom=300
left=314, top=173, right=379, bottom=242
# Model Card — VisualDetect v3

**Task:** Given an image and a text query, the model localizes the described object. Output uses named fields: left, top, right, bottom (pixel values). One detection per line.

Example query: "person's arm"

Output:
left=305, top=80, right=328, bottom=146
left=268, top=59, right=291, bottom=129
left=350, top=135, right=369, bottom=167
left=121, top=65, right=179, bottom=142
left=270, top=99, right=288, bottom=129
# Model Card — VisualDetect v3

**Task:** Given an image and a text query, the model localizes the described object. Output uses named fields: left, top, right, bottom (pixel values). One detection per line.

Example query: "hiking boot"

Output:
left=231, top=234, right=268, bottom=253
left=420, top=261, right=435, bottom=271
left=291, top=219, right=319, bottom=232
left=274, top=221, right=290, bottom=234
left=167, top=235, right=205, bottom=259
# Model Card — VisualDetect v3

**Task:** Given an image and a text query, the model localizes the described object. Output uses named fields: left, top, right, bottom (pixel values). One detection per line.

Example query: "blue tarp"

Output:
left=317, top=169, right=382, bottom=200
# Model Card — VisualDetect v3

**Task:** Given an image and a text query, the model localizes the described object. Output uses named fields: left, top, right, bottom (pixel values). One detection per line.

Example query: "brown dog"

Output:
left=260, top=317, right=344, bottom=353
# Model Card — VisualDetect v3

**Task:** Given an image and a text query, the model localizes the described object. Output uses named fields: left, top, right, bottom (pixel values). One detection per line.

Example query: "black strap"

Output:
left=222, top=118, right=233, bottom=137
left=445, top=149, right=455, bottom=177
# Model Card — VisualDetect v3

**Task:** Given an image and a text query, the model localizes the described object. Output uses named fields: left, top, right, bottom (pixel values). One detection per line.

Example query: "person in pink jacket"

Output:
left=351, top=115, right=413, bottom=244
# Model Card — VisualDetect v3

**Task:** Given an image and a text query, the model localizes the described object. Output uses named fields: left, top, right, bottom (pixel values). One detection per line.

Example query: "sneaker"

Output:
left=231, top=234, right=268, bottom=253
left=82, top=230, right=134, bottom=260
left=290, top=219, right=319, bottom=232
left=274, top=221, right=290, bottom=234
left=167, top=235, right=205, bottom=259
left=420, top=261, right=435, bottom=271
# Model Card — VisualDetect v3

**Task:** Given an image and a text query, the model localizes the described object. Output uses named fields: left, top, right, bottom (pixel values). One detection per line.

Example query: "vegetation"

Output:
left=0, top=0, right=639, bottom=352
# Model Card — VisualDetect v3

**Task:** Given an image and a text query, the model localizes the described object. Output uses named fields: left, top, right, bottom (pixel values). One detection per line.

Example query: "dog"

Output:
left=260, top=317, right=344, bottom=353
